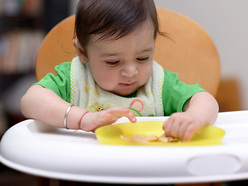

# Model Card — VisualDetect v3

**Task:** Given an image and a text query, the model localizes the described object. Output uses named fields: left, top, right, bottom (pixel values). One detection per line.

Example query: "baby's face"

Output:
left=86, top=20, right=155, bottom=96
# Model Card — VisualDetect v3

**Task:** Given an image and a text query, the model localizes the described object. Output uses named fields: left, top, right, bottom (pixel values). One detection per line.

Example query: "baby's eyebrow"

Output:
left=99, top=47, right=154, bottom=57
left=143, top=47, right=154, bottom=52
left=99, top=52, right=119, bottom=57
left=138, top=47, right=154, bottom=54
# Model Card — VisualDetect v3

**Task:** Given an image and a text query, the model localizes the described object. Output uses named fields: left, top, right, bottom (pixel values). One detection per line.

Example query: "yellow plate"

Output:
left=95, top=121, right=225, bottom=146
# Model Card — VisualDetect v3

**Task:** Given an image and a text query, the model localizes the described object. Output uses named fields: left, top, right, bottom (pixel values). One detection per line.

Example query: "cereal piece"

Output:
left=121, top=133, right=180, bottom=143
left=158, top=134, right=180, bottom=142
left=120, top=134, right=158, bottom=143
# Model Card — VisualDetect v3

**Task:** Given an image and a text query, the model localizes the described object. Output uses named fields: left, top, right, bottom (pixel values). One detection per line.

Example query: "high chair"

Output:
left=4, top=8, right=248, bottom=186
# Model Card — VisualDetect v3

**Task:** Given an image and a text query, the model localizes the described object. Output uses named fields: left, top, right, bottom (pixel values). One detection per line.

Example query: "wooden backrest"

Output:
left=36, top=8, right=220, bottom=96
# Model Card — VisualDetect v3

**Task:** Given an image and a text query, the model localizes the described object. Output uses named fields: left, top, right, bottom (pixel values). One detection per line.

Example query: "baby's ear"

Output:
left=73, top=39, right=88, bottom=64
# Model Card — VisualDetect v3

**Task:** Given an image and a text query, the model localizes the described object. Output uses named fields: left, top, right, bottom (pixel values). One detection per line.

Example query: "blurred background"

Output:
left=0, top=0, right=72, bottom=184
left=0, top=0, right=246, bottom=185
left=0, top=0, right=73, bottom=135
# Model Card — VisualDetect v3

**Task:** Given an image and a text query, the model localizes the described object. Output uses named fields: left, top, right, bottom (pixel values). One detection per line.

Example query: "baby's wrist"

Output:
left=65, top=106, right=89, bottom=130
left=78, top=111, right=90, bottom=130
left=64, top=104, right=74, bottom=129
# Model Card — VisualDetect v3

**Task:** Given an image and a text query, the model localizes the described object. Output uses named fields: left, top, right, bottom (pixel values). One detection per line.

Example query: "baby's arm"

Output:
left=20, top=85, right=136, bottom=130
left=162, top=91, right=219, bottom=141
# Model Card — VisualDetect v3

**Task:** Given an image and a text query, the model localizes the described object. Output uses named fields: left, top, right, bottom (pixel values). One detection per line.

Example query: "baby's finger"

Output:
left=111, top=107, right=136, bottom=122
left=163, top=117, right=173, bottom=136
left=102, top=107, right=136, bottom=124
left=169, top=119, right=183, bottom=138
left=182, top=124, right=196, bottom=141
left=126, top=110, right=137, bottom=123
left=178, top=121, right=190, bottom=139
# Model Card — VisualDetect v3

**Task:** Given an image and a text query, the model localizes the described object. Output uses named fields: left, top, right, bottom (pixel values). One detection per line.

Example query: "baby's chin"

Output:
left=112, top=87, right=141, bottom=97
left=111, top=90, right=135, bottom=97
left=101, top=83, right=142, bottom=97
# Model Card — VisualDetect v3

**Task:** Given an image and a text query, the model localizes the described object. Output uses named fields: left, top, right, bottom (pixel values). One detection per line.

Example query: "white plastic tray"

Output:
left=1, top=111, right=248, bottom=184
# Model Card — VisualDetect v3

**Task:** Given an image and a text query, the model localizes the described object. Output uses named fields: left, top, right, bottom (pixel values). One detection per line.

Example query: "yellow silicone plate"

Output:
left=95, top=121, right=225, bottom=146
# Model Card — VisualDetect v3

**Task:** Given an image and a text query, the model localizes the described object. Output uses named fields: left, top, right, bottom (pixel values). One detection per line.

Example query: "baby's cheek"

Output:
left=139, top=66, right=152, bottom=84
left=95, top=73, right=117, bottom=89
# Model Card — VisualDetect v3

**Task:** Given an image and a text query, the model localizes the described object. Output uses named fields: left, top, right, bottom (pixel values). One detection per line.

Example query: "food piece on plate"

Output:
left=120, top=133, right=180, bottom=143
left=158, top=134, right=180, bottom=142
left=120, top=134, right=158, bottom=143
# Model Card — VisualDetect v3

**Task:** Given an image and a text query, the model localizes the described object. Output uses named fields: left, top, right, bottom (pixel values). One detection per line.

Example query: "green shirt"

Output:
left=36, top=62, right=205, bottom=116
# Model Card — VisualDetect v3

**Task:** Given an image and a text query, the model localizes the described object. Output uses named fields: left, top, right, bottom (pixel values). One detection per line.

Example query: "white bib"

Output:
left=70, top=57, right=164, bottom=116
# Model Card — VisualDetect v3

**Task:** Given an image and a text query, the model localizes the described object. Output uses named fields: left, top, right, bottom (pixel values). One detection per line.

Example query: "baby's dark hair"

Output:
left=74, top=0, right=164, bottom=49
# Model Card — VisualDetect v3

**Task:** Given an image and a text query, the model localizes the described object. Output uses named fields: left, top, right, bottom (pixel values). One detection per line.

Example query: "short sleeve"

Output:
left=35, top=62, right=71, bottom=102
left=162, top=70, right=206, bottom=116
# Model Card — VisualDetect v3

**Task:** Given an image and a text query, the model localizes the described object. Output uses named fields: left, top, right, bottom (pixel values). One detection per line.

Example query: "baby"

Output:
left=20, top=0, right=218, bottom=141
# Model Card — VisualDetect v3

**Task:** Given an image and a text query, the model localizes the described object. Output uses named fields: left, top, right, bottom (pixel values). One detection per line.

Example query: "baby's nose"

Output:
left=121, top=64, right=138, bottom=77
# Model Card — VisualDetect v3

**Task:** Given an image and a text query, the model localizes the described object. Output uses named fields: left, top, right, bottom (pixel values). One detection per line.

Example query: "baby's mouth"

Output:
left=119, top=82, right=135, bottom=89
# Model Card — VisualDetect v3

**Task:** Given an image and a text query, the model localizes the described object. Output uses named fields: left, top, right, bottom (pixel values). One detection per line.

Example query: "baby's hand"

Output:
left=162, top=112, right=204, bottom=141
left=79, top=107, right=136, bottom=132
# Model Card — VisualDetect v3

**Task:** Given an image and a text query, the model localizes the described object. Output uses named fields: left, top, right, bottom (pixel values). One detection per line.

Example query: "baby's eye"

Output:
left=106, top=61, right=119, bottom=66
left=137, top=57, right=150, bottom=62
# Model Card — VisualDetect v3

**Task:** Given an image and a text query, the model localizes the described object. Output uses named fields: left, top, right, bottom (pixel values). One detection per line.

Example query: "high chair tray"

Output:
left=1, top=111, right=248, bottom=184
